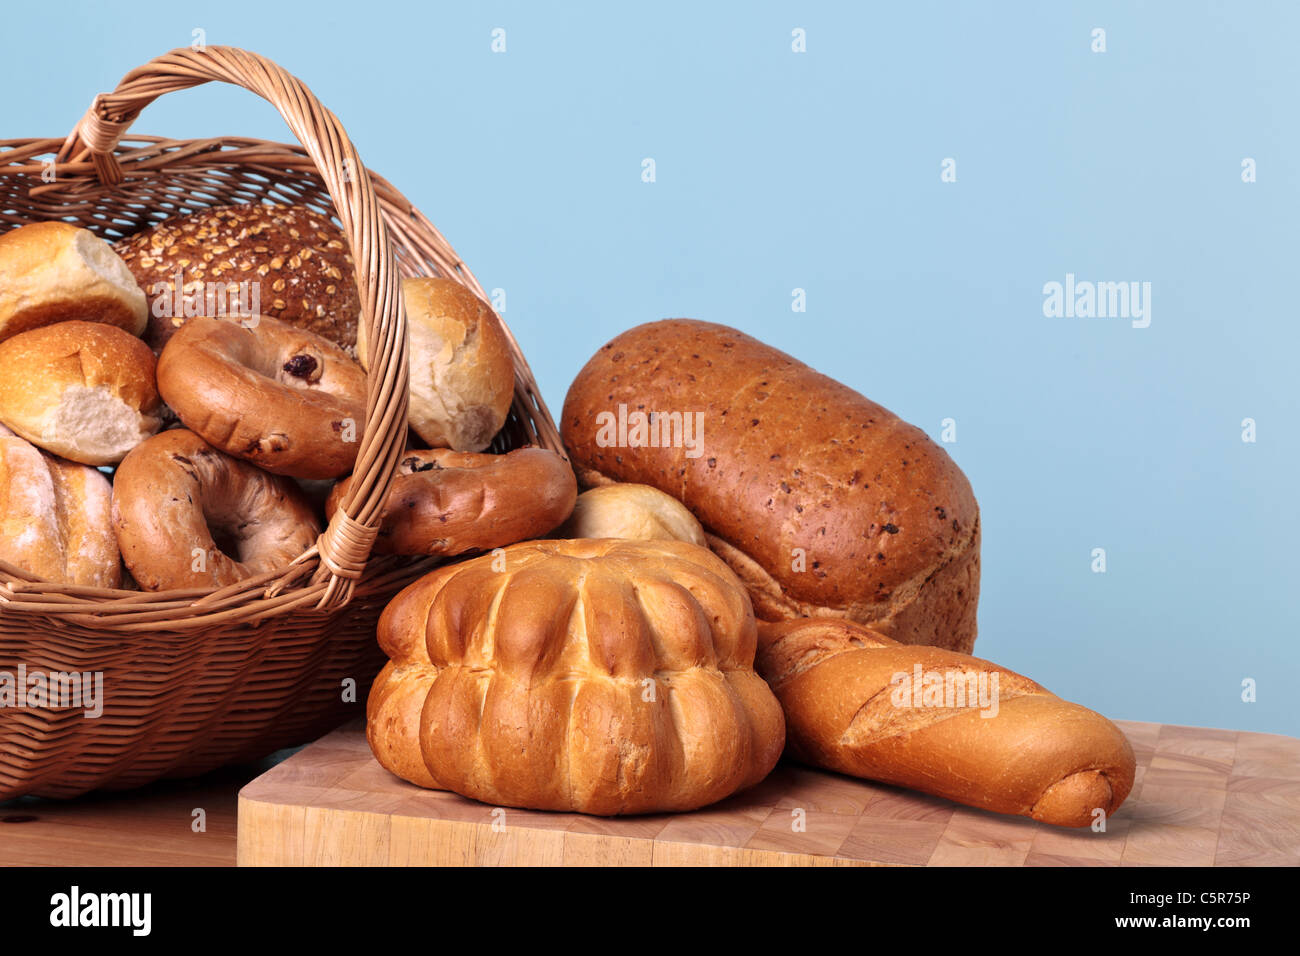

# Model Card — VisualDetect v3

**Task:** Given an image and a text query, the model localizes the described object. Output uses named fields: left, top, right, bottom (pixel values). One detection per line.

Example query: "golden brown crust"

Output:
left=115, top=203, right=360, bottom=353
left=561, top=319, right=981, bottom=652
left=755, top=618, right=1136, bottom=828
left=0, top=431, right=120, bottom=588
left=111, top=429, right=320, bottom=591
left=326, top=446, right=577, bottom=556
left=368, top=538, right=786, bottom=814
left=157, top=315, right=367, bottom=480
left=0, top=222, right=147, bottom=343
left=0, top=321, right=162, bottom=466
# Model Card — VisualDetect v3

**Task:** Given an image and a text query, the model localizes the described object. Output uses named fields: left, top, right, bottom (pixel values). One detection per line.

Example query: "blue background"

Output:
left=3, top=1, right=1295, bottom=736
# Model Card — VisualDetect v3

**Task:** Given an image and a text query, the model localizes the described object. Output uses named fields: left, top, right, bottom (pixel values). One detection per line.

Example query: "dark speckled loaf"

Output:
left=561, top=319, right=980, bottom=653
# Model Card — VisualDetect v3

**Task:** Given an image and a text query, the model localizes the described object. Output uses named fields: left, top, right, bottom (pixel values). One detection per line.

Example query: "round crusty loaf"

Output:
left=358, top=277, right=514, bottom=452
left=0, top=321, right=162, bottom=466
left=0, top=222, right=147, bottom=343
left=562, top=319, right=981, bottom=654
left=0, top=428, right=121, bottom=588
left=368, top=538, right=785, bottom=814
left=115, top=203, right=360, bottom=353
left=553, top=482, right=706, bottom=546
left=157, top=315, right=367, bottom=480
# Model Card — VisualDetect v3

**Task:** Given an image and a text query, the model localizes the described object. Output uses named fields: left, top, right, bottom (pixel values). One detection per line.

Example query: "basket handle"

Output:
left=59, top=46, right=409, bottom=611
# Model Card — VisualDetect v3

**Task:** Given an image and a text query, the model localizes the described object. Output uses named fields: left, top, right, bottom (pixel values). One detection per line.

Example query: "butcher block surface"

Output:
left=236, top=719, right=1300, bottom=867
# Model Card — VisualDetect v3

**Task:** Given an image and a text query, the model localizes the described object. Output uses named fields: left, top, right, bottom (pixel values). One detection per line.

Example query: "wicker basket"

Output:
left=0, top=47, right=563, bottom=800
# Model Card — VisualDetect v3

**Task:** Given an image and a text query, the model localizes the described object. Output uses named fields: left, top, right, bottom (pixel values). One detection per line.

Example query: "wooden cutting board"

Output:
left=236, top=718, right=1300, bottom=866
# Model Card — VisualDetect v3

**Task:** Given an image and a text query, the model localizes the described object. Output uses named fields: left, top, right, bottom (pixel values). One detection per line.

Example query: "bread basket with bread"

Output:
left=0, top=47, right=565, bottom=799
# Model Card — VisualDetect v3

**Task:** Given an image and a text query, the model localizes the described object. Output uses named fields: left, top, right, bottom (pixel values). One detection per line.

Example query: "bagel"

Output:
left=326, top=446, right=576, bottom=556
left=112, top=429, right=320, bottom=591
left=156, top=315, right=367, bottom=480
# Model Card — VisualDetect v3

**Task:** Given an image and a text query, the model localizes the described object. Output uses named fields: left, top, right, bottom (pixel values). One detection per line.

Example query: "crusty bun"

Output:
left=0, top=321, right=162, bottom=466
left=368, top=538, right=785, bottom=814
left=553, top=482, right=706, bottom=546
left=0, top=222, right=147, bottom=343
left=358, top=277, right=513, bottom=452
left=115, top=203, right=360, bottom=353
left=562, top=319, right=981, bottom=653
left=326, top=446, right=576, bottom=556
left=0, top=429, right=120, bottom=588
left=157, top=315, right=367, bottom=480
left=112, top=429, right=321, bottom=591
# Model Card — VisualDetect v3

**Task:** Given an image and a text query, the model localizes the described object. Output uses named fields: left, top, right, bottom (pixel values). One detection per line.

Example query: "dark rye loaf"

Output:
left=561, top=319, right=980, bottom=653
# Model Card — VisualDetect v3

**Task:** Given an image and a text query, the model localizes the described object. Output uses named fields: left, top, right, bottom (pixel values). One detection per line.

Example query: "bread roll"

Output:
left=0, top=321, right=162, bottom=466
left=115, top=203, right=360, bottom=353
left=554, top=482, right=706, bottom=545
left=326, top=446, right=576, bottom=556
left=0, top=222, right=147, bottom=343
left=562, top=319, right=980, bottom=653
left=368, top=538, right=785, bottom=814
left=358, top=277, right=513, bottom=452
left=0, top=430, right=120, bottom=588
left=756, top=618, right=1136, bottom=827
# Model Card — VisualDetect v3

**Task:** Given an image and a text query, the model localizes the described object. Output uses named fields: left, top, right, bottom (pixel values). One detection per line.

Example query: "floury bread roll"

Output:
left=0, top=321, right=162, bottom=466
left=562, top=320, right=981, bottom=653
left=0, top=428, right=121, bottom=588
left=755, top=619, right=1136, bottom=828
left=0, top=222, right=147, bottom=343
left=553, top=483, right=707, bottom=546
left=358, top=277, right=514, bottom=452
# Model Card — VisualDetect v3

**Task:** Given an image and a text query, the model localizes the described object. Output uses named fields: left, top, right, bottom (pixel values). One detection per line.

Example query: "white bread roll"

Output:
left=0, top=430, right=121, bottom=588
left=358, top=277, right=514, bottom=452
left=554, top=483, right=707, bottom=546
left=0, top=321, right=162, bottom=466
left=0, top=222, right=147, bottom=343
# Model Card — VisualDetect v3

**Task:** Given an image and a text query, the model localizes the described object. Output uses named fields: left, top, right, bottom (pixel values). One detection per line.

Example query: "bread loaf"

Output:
left=755, top=618, right=1135, bottom=827
left=115, top=203, right=360, bottom=353
left=0, top=321, right=162, bottom=466
left=0, top=222, right=147, bottom=343
left=368, top=538, right=785, bottom=814
left=562, top=319, right=981, bottom=652
left=0, top=429, right=120, bottom=588
left=358, top=277, right=514, bottom=452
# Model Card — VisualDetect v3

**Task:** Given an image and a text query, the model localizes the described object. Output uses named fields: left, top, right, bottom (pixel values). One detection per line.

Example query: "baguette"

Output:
left=562, top=319, right=980, bottom=653
left=756, top=618, right=1135, bottom=827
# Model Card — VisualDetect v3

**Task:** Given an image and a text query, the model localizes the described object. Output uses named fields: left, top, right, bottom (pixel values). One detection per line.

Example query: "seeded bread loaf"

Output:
left=115, top=203, right=360, bottom=353
left=562, top=319, right=980, bottom=653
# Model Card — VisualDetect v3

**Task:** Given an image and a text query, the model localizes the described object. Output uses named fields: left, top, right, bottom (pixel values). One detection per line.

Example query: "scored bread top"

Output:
left=368, top=538, right=786, bottom=814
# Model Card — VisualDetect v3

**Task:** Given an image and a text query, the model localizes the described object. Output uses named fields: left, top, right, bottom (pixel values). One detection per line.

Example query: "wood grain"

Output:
left=237, top=719, right=1300, bottom=867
